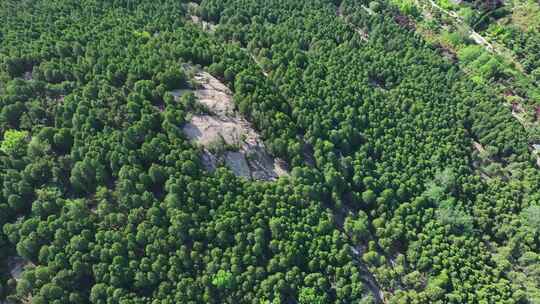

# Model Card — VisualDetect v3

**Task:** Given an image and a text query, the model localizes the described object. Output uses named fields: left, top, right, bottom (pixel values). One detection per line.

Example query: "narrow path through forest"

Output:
left=419, top=0, right=536, bottom=77
left=334, top=209, right=387, bottom=303
left=424, top=0, right=495, bottom=51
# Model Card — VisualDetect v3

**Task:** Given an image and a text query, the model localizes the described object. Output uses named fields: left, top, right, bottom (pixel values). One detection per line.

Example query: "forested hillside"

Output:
left=0, top=0, right=539, bottom=303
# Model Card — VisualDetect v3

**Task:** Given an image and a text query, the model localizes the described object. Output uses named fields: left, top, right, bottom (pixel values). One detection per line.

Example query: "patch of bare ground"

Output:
left=187, top=2, right=217, bottom=32
left=473, top=140, right=487, bottom=155
left=7, top=256, right=30, bottom=281
left=190, top=15, right=217, bottom=32
left=173, top=69, right=288, bottom=181
left=23, top=71, right=32, bottom=81
left=510, top=101, right=530, bottom=126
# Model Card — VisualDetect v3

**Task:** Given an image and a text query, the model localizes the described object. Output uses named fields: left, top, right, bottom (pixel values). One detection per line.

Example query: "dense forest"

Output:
left=1, top=0, right=540, bottom=303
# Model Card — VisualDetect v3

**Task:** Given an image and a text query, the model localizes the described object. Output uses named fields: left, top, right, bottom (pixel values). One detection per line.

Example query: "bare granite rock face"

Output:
left=173, top=69, right=288, bottom=181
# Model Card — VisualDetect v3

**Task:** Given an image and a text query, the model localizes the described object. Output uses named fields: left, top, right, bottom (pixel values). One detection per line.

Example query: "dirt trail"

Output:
left=237, top=47, right=270, bottom=77
left=425, top=0, right=494, bottom=50
left=350, top=246, right=387, bottom=303
left=172, top=69, right=288, bottom=180
left=361, top=4, right=375, bottom=15
left=421, top=0, right=534, bottom=74
left=333, top=205, right=387, bottom=304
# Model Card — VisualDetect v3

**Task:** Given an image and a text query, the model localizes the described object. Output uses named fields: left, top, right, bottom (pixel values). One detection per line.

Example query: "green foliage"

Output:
left=369, top=1, right=382, bottom=13
left=394, top=0, right=419, bottom=16
left=457, top=45, right=484, bottom=64
left=0, top=0, right=538, bottom=303
left=298, top=287, right=327, bottom=304
left=437, top=0, right=458, bottom=10
left=212, top=270, right=234, bottom=289
left=361, top=190, right=376, bottom=206
left=0, top=130, right=28, bottom=156
left=157, top=68, right=187, bottom=90
left=532, top=67, right=540, bottom=82
left=459, top=7, right=478, bottom=26
left=436, top=203, right=474, bottom=234
left=70, top=159, right=107, bottom=194
left=440, top=30, right=468, bottom=48
left=523, top=205, right=540, bottom=233
left=133, top=30, right=151, bottom=39
left=425, top=270, right=450, bottom=300
left=344, top=211, right=370, bottom=242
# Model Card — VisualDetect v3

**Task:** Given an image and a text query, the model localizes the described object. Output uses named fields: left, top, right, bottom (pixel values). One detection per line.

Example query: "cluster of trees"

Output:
left=0, top=0, right=371, bottom=303
left=1, top=0, right=539, bottom=303
left=199, top=0, right=540, bottom=302
left=453, top=0, right=540, bottom=77
left=496, top=27, right=540, bottom=76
